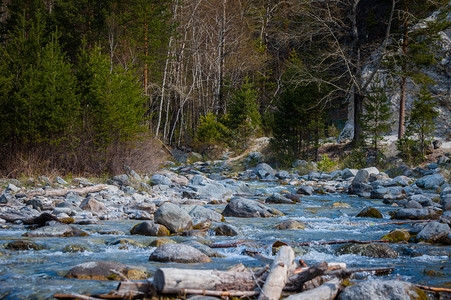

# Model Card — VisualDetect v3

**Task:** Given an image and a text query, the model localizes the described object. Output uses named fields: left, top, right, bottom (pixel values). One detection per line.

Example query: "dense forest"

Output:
left=0, top=0, right=449, bottom=176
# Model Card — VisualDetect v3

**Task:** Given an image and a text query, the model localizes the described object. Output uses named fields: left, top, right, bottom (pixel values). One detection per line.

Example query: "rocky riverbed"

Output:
left=0, top=157, right=450, bottom=299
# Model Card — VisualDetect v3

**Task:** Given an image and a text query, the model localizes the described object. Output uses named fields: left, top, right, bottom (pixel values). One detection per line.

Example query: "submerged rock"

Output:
left=355, top=207, right=383, bottom=218
left=5, top=240, right=44, bottom=251
left=382, top=229, right=410, bottom=243
left=23, top=224, right=89, bottom=237
left=222, top=197, right=282, bottom=218
left=65, top=261, right=148, bottom=280
left=274, top=220, right=306, bottom=230
left=339, top=243, right=398, bottom=258
left=338, top=279, right=426, bottom=300
left=149, top=243, right=211, bottom=263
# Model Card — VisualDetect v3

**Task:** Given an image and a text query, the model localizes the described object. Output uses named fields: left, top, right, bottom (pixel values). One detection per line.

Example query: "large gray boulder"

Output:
left=65, top=261, right=148, bottom=280
left=415, top=174, right=446, bottom=190
left=415, top=221, right=451, bottom=244
left=255, top=163, right=276, bottom=179
left=149, top=243, right=211, bottom=263
left=222, top=197, right=282, bottom=218
left=348, top=183, right=373, bottom=198
left=79, top=197, right=106, bottom=214
left=297, top=186, right=314, bottom=196
left=265, top=193, right=295, bottom=204
left=370, top=187, right=404, bottom=200
left=393, top=208, right=440, bottom=220
left=341, top=168, right=358, bottom=180
left=23, top=224, right=89, bottom=237
left=352, top=170, right=370, bottom=184
left=339, top=243, right=398, bottom=258
left=185, top=205, right=223, bottom=223
left=338, top=280, right=426, bottom=300
left=154, top=203, right=193, bottom=233
left=189, top=177, right=234, bottom=201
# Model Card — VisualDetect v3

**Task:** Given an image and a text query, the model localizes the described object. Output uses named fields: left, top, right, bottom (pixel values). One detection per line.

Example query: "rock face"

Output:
left=149, top=243, right=211, bottom=263
left=23, top=224, right=89, bottom=237
left=154, top=203, right=193, bottom=233
left=65, top=261, right=148, bottom=280
left=338, top=279, right=426, bottom=300
left=339, top=243, right=398, bottom=258
left=130, top=221, right=170, bottom=236
left=222, top=197, right=282, bottom=218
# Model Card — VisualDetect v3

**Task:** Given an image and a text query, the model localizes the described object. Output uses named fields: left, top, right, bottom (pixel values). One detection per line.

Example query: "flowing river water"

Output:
left=0, top=180, right=449, bottom=299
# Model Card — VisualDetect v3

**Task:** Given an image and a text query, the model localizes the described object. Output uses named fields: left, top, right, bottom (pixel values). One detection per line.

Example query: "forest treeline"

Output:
left=0, top=0, right=449, bottom=175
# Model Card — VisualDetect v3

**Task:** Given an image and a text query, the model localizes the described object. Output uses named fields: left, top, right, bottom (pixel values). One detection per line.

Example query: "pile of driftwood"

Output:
left=54, top=245, right=396, bottom=300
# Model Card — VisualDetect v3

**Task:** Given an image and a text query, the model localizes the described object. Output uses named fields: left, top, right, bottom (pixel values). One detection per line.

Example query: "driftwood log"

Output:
left=29, top=184, right=109, bottom=197
left=297, top=239, right=389, bottom=246
left=285, top=262, right=328, bottom=292
left=258, top=245, right=295, bottom=300
left=284, top=278, right=343, bottom=300
left=153, top=264, right=256, bottom=294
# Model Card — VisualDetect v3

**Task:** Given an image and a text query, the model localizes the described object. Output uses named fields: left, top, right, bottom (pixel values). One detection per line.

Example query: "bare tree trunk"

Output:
left=398, top=10, right=409, bottom=139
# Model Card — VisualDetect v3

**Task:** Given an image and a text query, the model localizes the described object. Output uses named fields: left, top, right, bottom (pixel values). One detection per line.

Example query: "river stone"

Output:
left=130, top=221, right=170, bottom=236
left=284, top=193, right=302, bottom=203
left=255, top=163, right=276, bottom=178
left=25, top=199, right=43, bottom=211
left=393, top=208, right=440, bottom=220
left=371, top=187, right=404, bottom=200
left=338, top=279, right=426, bottom=300
left=341, top=168, right=358, bottom=180
left=5, top=240, right=44, bottom=251
left=186, top=205, right=223, bottom=223
left=0, top=209, right=40, bottom=223
left=352, top=170, right=370, bottom=184
left=405, top=200, right=423, bottom=209
left=79, top=197, right=106, bottom=214
left=154, top=202, right=193, bottom=233
left=442, top=196, right=451, bottom=211
left=222, top=197, right=282, bottom=218
left=0, top=194, right=21, bottom=206
left=415, top=174, right=446, bottom=190
left=339, top=243, right=398, bottom=258
left=415, top=221, right=451, bottom=244
left=389, top=176, right=412, bottom=187
left=63, top=244, right=89, bottom=253
left=274, top=220, right=306, bottom=230
left=151, top=174, right=172, bottom=186
left=297, top=186, right=314, bottom=196
left=214, top=223, right=239, bottom=236
left=149, top=243, right=211, bottom=263
left=276, top=170, right=290, bottom=179
left=149, top=238, right=175, bottom=247
left=355, top=207, right=383, bottom=218
left=23, top=224, right=89, bottom=237
left=348, top=183, right=373, bottom=197
left=382, top=229, right=410, bottom=243
left=363, top=167, right=380, bottom=176
left=65, top=261, right=148, bottom=280
left=265, top=193, right=295, bottom=204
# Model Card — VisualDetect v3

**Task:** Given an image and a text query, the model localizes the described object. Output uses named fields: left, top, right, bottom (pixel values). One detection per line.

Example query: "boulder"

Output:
left=393, top=208, right=440, bottom=220
left=23, top=224, right=89, bottom=237
left=151, top=174, right=172, bottom=186
left=355, top=207, right=383, bottom=218
left=405, top=200, right=423, bottom=209
left=415, top=174, right=446, bottom=190
left=149, top=238, right=175, bottom=247
left=130, top=221, right=170, bottom=236
left=370, top=187, right=404, bottom=200
left=284, top=193, right=302, bottom=203
left=149, top=243, right=211, bottom=263
left=348, top=183, right=373, bottom=198
left=265, top=193, right=295, bottom=204
left=415, top=221, right=451, bottom=244
left=338, top=279, right=426, bottom=300
left=274, top=220, right=306, bottom=230
left=255, top=163, right=276, bottom=178
left=341, top=168, right=358, bottom=180
left=5, top=240, right=44, bottom=251
left=382, top=229, right=410, bottom=243
left=222, top=197, right=282, bottom=218
left=186, top=205, right=223, bottom=223
left=79, top=197, right=106, bottom=214
left=214, top=223, right=239, bottom=236
left=442, top=195, right=451, bottom=211
left=363, top=167, right=379, bottom=176
left=182, top=241, right=222, bottom=257
left=352, top=170, right=370, bottom=184
left=154, top=203, right=193, bottom=233
left=297, top=186, right=314, bottom=196
left=276, top=170, right=291, bottom=179
left=65, top=261, right=148, bottom=280
left=339, top=243, right=398, bottom=258
left=338, top=123, right=354, bottom=143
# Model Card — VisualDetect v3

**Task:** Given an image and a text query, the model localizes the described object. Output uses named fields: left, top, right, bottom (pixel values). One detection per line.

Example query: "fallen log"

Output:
left=284, top=262, right=328, bottom=292
left=53, top=294, right=102, bottom=300
left=258, top=245, right=295, bottom=300
left=30, top=184, right=109, bottom=197
left=415, top=284, right=451, bottom=293
left=324, top=266, right=394, bottom=278
left=208, top=241, right=244, bottom=248
left=153, top=264, right=256, bottom=294
left=284, top=278, right=343, bottom=300
left=297, top=239, right=389, bottom=246
left=180, top=289, right=259, bottom=297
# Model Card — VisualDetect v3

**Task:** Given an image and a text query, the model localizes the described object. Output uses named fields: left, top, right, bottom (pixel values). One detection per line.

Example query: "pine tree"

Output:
left=361, top=79, right=391, bottom=165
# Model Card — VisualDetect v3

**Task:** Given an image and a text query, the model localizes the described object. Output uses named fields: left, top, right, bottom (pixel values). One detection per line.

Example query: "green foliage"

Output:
left=361, top=79, right=391, bottom=165
left=398, top=88, right=438, bottom=162
left=195, top=113, right=230, bottom=146
left=317, top=155, right=337, bottom=173
left=339, top=149, right=367, bottom=170
left=77, top=44, right=146, bottom=149
left=225, top=77, right=262, bottom=146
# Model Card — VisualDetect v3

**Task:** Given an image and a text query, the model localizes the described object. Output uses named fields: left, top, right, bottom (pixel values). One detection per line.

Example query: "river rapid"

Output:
left=0, top=179, right=450, bottom=299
